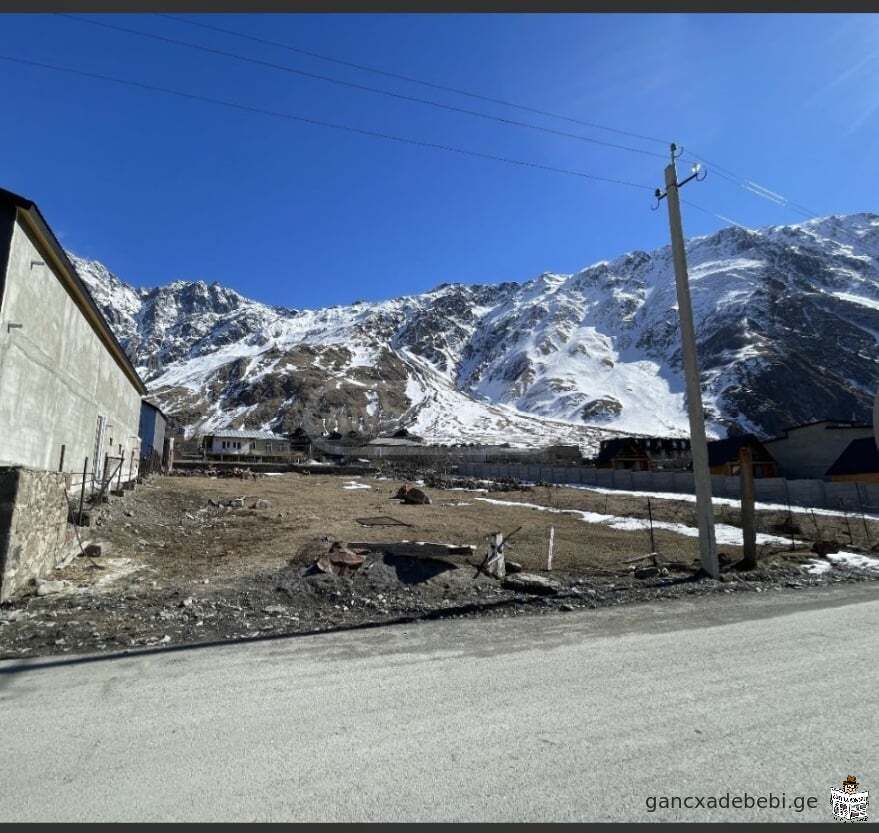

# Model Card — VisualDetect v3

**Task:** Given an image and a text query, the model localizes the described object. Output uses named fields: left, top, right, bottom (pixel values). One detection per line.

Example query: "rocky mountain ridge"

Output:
left=71, top=212, right=879, bottom=451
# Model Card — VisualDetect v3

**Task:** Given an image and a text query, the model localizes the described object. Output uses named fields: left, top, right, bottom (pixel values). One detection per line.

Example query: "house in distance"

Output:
left=707, top=435, right=778, bottom=478
left=764, top=419, right=874, bottom=480
left=200, top=429, right=298, bottom=463
left=595, top=437, right=692, bottom=471
left=826, top=437, right=879, bottom=483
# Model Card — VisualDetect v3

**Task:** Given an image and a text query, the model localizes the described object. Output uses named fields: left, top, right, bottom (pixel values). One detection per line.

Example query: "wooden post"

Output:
left=117, top=451, right=125, bottom=491
left=58, top=444, right=65, bottom=472
left=547, top=526, right=555, bottom=571
left=486, top=532, right=506, bottom=579
left=738, top=445, right=757, bottom=569
left=647, top=497, right=656, bottom=553
left=855, top=484, right=872, bottom=548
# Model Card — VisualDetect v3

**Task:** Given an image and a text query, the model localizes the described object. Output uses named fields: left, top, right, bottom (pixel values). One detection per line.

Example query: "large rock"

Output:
left=502, top=573, right=561, bottom=596
left=403, top=487, right=431, bottom=506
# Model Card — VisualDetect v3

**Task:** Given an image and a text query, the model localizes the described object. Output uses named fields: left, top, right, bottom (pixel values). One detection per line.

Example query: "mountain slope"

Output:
left=71, top=213, right=879, bottom=451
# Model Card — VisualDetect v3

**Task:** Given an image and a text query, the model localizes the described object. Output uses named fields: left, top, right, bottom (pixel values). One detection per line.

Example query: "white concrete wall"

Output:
left=210, top=438, right=252, bottom=456
left=0, top=219, right=142, bottom=486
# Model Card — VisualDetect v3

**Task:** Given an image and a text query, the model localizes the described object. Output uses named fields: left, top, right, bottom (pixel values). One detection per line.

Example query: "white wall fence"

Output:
left=454, top=462, right=879, bottom=513
left=313, top=441, right=549, bottom=463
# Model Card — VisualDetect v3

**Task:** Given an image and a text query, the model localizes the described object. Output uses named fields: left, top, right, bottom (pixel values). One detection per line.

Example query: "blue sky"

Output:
left=1, top=13, right=877, bottom=308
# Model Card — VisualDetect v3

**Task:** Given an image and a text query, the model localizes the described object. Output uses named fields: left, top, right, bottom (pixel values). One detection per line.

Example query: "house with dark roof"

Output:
left=764, top=419, right=874, bottom=480
left=826, top=437, right=879, bottom=483
left=707, top=435, right=778, bottom=478
left=0, top=187, right=147, bottom=480
left=595, top=437, right=691, bottom=471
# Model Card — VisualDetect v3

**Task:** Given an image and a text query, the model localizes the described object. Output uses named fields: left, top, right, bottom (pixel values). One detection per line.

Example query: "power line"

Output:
left=70, top=12, right=867, bottom=248
left=0, top=53, right=654, bottom=193
left=58, top=13, right=668, bottom=162
left=157, top=12, right=674, bottom=150
left=151, top=13, right=871, bottom=251
left=683, top=150, right=870, bottom=252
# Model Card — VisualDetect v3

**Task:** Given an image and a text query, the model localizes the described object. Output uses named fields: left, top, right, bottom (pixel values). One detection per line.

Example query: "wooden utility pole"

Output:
left=738, top=445, right=757, bottom=569
left=656, top=145, right=719, bottom=578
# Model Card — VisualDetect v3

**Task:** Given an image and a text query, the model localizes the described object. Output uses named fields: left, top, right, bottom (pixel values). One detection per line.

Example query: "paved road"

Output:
left=1, top=584, right=877, bottom=822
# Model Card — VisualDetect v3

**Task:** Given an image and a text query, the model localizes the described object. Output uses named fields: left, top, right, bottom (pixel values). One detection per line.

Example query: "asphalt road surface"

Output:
left=1, top=583, right=876, bottom=822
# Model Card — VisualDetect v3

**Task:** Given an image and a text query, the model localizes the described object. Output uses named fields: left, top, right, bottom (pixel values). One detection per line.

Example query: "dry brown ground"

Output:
left=1, top=472, right=872, bottom=660
left=79, top=473, right=733, bottom=584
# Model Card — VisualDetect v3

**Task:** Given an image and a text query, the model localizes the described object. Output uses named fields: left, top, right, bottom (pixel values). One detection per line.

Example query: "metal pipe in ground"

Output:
left=78, top=457, right=88, bottom=526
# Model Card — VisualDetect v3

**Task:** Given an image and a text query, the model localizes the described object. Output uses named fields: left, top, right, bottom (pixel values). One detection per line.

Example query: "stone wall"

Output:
left=0, top=466, right=71, bottom=603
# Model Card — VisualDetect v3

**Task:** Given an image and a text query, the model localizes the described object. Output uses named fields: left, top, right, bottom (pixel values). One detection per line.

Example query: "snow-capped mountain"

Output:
left=70, top=213, right=879, bottom=452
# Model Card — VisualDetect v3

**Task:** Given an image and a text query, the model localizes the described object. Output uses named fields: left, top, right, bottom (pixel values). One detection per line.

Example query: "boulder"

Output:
left=502, top=573, right=561, bottom=596
left=403, top=487, right=431, bottom=506
left=83, top=542, right=110, bottom=558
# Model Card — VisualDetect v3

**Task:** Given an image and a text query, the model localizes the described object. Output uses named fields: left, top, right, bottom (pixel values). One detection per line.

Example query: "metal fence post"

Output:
left=78, top=457, right=88, bottom=525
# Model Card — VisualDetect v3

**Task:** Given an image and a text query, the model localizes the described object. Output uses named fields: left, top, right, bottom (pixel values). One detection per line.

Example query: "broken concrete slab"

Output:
left=502, top=573, right=561, bottom=596
left=348, top=541, right=475, bottom=560
left=314, top=542, right=367, bottom=577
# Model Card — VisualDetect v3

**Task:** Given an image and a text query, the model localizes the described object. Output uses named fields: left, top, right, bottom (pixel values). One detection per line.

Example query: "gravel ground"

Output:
left=1, top=472, right=876, bottom=659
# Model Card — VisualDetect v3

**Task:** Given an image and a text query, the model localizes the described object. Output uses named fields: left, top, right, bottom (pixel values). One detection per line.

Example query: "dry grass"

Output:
left=78, top=472, right=868, bottom=594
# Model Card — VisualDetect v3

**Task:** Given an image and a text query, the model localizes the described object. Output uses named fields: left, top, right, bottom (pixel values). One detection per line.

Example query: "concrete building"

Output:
left=0, top=186, right=147, bottom=600
left=764, top=420, right=874, bottom=480
left=826, top=437, right=879, bottom=483
left=0, top=187, right=147, bottom=483
left=202, top=429, right=293, bottom=461
left=139, top=399, right=173, bottom=473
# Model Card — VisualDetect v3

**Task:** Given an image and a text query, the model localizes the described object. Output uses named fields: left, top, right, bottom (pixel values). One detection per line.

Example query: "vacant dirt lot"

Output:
left=1, top=472, right=875, bottom=660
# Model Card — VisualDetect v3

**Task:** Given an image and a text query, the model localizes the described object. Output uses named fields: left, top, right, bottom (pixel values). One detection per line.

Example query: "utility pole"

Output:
left=655, top=144, right=719, bottom=578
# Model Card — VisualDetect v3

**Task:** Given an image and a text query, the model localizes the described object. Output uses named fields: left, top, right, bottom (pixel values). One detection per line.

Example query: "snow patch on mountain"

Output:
left=70, top=212, right=879, bottom=448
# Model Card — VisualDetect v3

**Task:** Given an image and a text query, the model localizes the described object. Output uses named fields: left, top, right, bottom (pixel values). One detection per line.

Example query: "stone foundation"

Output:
left=0, top=466, right=71, bottom=603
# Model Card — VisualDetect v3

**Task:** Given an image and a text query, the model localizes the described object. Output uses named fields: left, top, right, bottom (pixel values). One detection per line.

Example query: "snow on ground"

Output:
left=806, top=552, right=879, bottom=574
left=566, top=485, right=879, bottom=520
left=475, top=497, right=879, bottom=571
left=475, top=497, right=789, bottom=548
left=342, top=481, right=371, bottom=490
